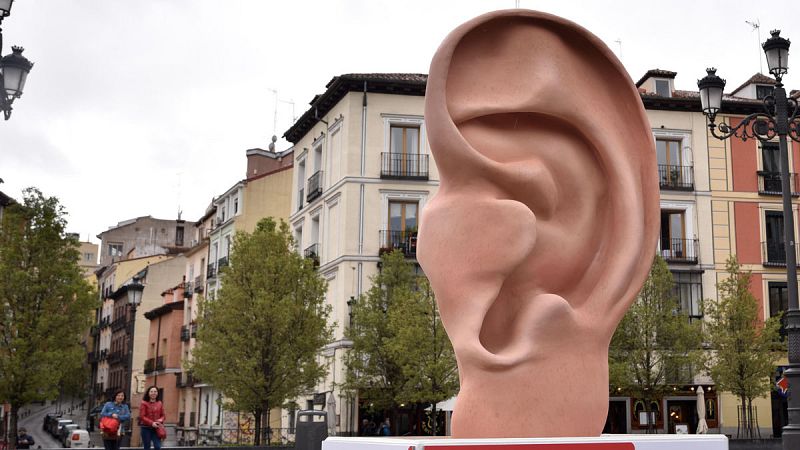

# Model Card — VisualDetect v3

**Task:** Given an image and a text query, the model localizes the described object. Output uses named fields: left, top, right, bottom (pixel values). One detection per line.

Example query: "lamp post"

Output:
left=125, top=277, right=144, bottom=403
left=0, top=0, right=33, bottom=120
left=698, top=30, right=799, bottom=450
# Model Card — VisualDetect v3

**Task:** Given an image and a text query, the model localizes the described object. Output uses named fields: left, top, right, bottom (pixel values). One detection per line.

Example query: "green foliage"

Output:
left=345, top=251, right=457, bottom=432
left=0, top=188, right=97, bottom=448
left=609, top=256, right=704, bottom=406
left=189, top=218, right=332, bottom=444
left=704, top=255, right=783, bottom=412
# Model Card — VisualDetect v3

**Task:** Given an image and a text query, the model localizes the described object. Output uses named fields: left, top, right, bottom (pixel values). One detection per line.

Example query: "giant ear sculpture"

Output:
left=418, top=10, right=659, bottom=438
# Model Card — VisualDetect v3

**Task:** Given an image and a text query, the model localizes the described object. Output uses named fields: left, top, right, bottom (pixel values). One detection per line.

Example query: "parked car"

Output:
left=43, top=413, right=62, bottom=432
left=51, top=419, right=74, bottom=437
left=65, top=430, right=90, bottom=449
left=59, top=424, right=79, bottom=446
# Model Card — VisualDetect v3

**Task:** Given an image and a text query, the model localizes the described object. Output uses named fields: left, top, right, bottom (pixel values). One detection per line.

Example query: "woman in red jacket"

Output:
left=139, top=386, right=165, bottom=450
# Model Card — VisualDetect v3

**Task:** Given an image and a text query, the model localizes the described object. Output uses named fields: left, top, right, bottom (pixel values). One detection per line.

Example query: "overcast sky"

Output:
left=2, top=0, right=799, bottom=243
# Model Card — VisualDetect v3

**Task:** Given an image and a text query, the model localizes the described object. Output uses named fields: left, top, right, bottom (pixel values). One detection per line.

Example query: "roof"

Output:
left=283, top=73, right=428, bottom=143
left=731, top=73, right=777, bottom=95
left=144, top=300, right=184, bottom=320
left=635, top=69, right=677, bottom=87
left=0, top=190, right=14, bottom=207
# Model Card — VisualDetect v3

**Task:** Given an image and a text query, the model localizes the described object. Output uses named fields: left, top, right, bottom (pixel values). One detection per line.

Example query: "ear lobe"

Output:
left=423, top=10, right=659, bottom=332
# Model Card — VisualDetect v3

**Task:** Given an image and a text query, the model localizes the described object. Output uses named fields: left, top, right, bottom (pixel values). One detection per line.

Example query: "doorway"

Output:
left=666, top=399, right=698, bottom=434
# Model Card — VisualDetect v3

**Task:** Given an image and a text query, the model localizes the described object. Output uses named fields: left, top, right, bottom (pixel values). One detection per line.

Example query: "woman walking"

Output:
left=100, top=390, right=131, bottom=450
left=139, top=386, right=166, bottom=450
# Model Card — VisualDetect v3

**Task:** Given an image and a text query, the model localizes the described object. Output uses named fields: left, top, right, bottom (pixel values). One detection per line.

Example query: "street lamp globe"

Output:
left=1, top=46, right=34, bottom=99
left=0, top=0, right=13, bottom=19
left=763, top=30, right=790, bottom=78
left=127, top=277, right=144, bottom=307
left=697, top=68, right=726, bottom=117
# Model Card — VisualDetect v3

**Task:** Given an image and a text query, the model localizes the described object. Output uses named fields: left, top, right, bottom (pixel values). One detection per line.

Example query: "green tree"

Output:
left=0, top=188, right=97, bottom=450
left=609, top=255, right=704, bottom=432
left=386, top=276, right=457, bottom=436
left=345, top=251, right=457, bottom=435
left=190, top=218, right=332, bottom=445
left=344, top=251, right=414, bottom=413
left=704, top=255, right=783, bottom=438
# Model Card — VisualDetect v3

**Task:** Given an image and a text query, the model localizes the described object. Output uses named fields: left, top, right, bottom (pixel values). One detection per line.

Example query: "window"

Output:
left=756, top=85, right=774, bottom=100
left=762, top=143, right=780, bottom=173
left=389, top=201, right=418, bottom=233
left=765, top=210, right=785, bottom=263
left=672, top=272, right=703, bottom=321
left=769, top=282, right=788, bottom=338
left=85, top=252, right=95, bottom=262
left=660, top=210, right=685, bottom=257
left=759, top=143, right=785, bottom=194
left=655, top=79, right=671, bottom=97
left=390, top=125, right=421, bottom=175
left=233, top=197, right=239, bottom=215
left=175, top=226, right=184, bottom=247
left=656, top=138, right=692, bottom=189
left=108, top=243, right=123, bottom=258
left=384, top=201, right=419, bottom=256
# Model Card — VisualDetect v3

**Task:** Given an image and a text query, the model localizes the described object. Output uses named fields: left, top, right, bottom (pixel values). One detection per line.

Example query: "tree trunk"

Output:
left=739, top=395, right=748, bottom=438
left=9, top=402, right=18, bottom=450
left=431, top=403, right=437, bottom=436
left=262, top=403, right=271, bottom=445
left=253, top=408, right=263, bottom=446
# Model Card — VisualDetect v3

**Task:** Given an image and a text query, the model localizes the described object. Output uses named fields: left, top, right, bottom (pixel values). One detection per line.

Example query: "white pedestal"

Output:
left=323, top=434, right=727, bottom=450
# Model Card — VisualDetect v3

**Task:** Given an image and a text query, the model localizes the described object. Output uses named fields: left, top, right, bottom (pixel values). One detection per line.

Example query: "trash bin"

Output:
left=295, top=410, right=328, bottom=450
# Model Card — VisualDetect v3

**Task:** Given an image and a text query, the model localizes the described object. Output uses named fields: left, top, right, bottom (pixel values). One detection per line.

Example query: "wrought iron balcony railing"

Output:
left=207, top=263, right=216, bottom=279
left=380, top=153, right=429, bottom=180
left=217, top=256, right=228, bottom=270
left=306, top=170, right=323, bottom=203
left=155, top=355, right=165, bottom=371
left=762, top=240, right=800, bottom=267
left=194, top=276, right=203, bottom=292
left=757, top=171, right=800, bottom=196
left=183, top=282, right=193, bottom=297
left=659, top=238, right=699, bottom=264
left=379, top=230, right=418, bottom=258
left=658, top=164, right=694, bottom=190
left=181, top=325, right=190, bottom=342
left=144, top=358, right=155, bottom=374
left=304, top=243, right=320, bottom=267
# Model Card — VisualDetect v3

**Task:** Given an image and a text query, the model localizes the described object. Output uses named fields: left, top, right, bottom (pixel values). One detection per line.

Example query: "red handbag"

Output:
left=155, top=426, right=167, bottom=440
left=99, top=416, right=120, bottom=435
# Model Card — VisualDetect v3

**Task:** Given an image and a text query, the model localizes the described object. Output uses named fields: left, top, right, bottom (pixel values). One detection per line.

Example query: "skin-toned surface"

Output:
left=419, top=9, right=659, bottom=438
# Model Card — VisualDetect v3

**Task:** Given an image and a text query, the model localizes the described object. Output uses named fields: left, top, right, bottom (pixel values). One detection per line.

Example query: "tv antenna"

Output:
left=268, top=88, right=297, bottom=143
left=745, top=19, right=763, bottom=74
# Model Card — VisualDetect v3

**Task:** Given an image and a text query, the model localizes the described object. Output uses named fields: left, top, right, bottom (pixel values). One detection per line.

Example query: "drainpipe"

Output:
left=358, top=82, right=367, bottom=255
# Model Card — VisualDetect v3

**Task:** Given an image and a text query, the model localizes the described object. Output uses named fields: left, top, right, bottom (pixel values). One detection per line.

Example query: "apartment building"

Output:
left=284, top=73, right=437, bottom=436
left=176, top=146, right=293, bottom=445
left=97, top=216, right=189, bottom=267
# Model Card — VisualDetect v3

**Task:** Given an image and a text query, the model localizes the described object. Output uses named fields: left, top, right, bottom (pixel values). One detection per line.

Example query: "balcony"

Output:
left=304, top=243, right=320, bottom=267
left=194, top=276, right=204, bottom=293
left=757, top=171, right=800, bottom=196
left=111, top=317, right=127, bottom=332
left=176, top=371, right=195, bottom=388
left=184, top=282, right=193, bottom=297
left=100, top=349, right=108, bottom=361
left=379, top=230, right=418, bottom=258
left=107, top=350, right=123, bottom=365
left=217, top=256, right=229, bottom=270
left=207, top=263, right=216, bottom=279
left=306, top=170, right=323, bottom=203
left=659, top=238, right=699, bottom=264
left=191, top=322, right=197, bottom=338
left=658, top=164, right=694, bottom=191
left=144, top=358, right=155, bottom=374
left=181, top=325, right=191, bottom=342
left=155, top=355, right=165, bottom=371
left=90, top=325, right=100, bottom=337
left=762, top=240, right=800, bottom=267
left=380, top=153, right=430, bottom=180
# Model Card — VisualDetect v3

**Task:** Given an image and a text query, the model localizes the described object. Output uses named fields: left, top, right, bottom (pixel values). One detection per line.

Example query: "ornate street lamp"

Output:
left=0, top=0, right=33, bottom=120
left=699, top=30, right=799, bottom=450
left=125, top=277, right=144, bottom=408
